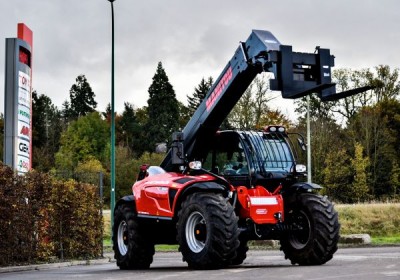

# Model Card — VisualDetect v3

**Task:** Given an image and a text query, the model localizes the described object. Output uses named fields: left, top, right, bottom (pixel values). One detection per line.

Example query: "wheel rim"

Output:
left=289, top=210, right=311, bottom=250
left=185, top=211, right=207, bottom=253
left=117, top=221, right=129, bottom=256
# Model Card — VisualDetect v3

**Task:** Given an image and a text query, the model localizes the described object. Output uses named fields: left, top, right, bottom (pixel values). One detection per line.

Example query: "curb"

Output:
left=0, top=256, right=114, bottom=274
left=340, top=234, right=371, bottom=245
left=250, top=234, right=373, bottom=249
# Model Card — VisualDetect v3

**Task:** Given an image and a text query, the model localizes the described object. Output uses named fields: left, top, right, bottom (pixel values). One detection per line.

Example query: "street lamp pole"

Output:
left=108, top=0, right=116, bottom=229
left=306, top=94, right=312, bottom=183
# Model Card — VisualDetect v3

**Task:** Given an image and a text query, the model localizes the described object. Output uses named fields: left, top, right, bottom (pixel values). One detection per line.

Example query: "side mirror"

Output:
left=171, top=132, right=185, bottom=165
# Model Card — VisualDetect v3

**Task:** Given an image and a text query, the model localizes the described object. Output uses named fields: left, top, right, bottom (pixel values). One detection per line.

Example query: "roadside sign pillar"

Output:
left=4, top=23, right=33, bottom=174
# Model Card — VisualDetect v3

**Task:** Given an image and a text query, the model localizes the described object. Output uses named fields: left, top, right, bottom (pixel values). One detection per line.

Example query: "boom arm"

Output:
left=160, top=30, right=369, bottom=171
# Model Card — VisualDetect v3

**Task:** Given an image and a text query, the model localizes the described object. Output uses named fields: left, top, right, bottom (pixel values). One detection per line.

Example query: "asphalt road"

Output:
left=1, top=247, right=399, bottom=280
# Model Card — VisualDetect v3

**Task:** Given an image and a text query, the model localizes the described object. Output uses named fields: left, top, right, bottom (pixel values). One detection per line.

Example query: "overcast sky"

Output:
left=1, top=0, right=399, bottom=120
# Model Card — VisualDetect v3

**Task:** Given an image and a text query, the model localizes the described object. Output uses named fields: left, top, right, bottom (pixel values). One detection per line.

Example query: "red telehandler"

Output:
left=112, top=30, right=371, bottom=269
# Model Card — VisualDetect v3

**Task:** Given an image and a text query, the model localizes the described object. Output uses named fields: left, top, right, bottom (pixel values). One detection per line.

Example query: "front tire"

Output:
left=177, top=192, right=239, bottom=269
left=112, top=203, right=155, bottom=269
left=229, top=237, right=249, bottom=265
left=280, top=193, right=340, bottom=265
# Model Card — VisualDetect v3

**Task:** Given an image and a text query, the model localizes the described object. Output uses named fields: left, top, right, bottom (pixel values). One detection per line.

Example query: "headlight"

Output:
left=295, top=164, right=307, bottom=173
left=188, top=161, right=202, bottom=170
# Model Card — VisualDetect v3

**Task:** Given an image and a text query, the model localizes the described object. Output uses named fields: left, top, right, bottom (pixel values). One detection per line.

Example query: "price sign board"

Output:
left=4, top=24, right=33, bottom=174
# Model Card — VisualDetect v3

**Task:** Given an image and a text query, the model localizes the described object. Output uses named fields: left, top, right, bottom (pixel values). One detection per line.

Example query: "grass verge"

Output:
left=372, top=235, right=400, bottom=245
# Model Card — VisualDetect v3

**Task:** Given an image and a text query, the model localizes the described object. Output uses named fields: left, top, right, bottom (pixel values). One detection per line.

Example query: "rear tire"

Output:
left=280, top=193, right=340, bottom=265
left=112, top=203, right=155, bottom=269
left=177, top=192, right=239, bottom=269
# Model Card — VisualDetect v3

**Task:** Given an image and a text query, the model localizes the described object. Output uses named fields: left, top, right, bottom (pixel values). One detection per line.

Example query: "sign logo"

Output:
left=18, top=159, right=29, bottom=170
left=17, top=106, right=30, bottom=124
left=19, top=142, right=29, bottom=153
left=17, top=138, right=30, bottom=158
left=16, top=154, right=30, bottom=173
left=18, top=72, right=31, bottom=91
left=20, top=126, right=29, bottom=136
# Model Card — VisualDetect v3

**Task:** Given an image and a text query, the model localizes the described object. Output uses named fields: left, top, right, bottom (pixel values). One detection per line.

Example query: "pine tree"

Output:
left=69, top=75, right=97, bottom=119
left=187, top=77, right=213, bottom=115
left=145, top=62, right=180, bottom=152
left=120, top=102, right=143, bottom=155
left=61, top=100, right=71, bottom=127
left=102, top=103, right=112, bottom=123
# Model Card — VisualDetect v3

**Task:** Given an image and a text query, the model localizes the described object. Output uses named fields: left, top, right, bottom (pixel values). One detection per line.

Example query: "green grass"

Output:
left=155, top=245, right=179, bottom=251
left=335, top=203, right=400, bottom=238
left=372, top=234, right=400, bottom=245
left=103, top=238, right=112, bottom=246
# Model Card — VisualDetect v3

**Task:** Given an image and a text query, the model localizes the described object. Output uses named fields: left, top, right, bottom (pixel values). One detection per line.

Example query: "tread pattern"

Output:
left=112, top=203, right=155, bottom=269
left=176, top=192, right=240, bottom=269
left=280, top=193, right=340, bottom=265
left=229, top=237, right=249, bottom=265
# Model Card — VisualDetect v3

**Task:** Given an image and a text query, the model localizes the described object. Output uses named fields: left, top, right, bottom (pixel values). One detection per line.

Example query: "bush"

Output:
left=0, top=163, right=103, bottom=266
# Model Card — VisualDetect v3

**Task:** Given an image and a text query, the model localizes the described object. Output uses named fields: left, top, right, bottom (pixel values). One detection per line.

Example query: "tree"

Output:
left=102, top=102, right=129, bottom=155
left=252, top=74, right=276, bottom=128
left=322, top=148, right=353, bottom=202
left=55, top=112, right=109, bottom=171
left=187, top=77, right=213, bottom=116
left=293, top=66, right=400, bottom=201
left=258, top=109, right=292, bottom=128
left=329, top=66, right=400, bottom=125
left=228, top=75, right=277, bottom=129
left=296, top=117, right=346, bottom=185
left=178, top=101, right=191, bottom=130
left=350, top=142, right=370, bottom=202
left=145, top=62, right=180, bottom=152
left=32, top=91, right=63, bottom=171
left=229, top=87, right=254, bottom=129
left=347, top=105, right=383, bottom=197
left=75, top=157, right=107, bottom=186
left=294, top=93, right=335, bottom=122
left=68, top=75, right=97, bottom=120
left=61, top=100, right=72, bottom=128
left=331, top=68, right=374, bottom=123
left=102, top=103, right=112, bottom=122
left=369, top=65, right=400, bottom=102
left=119, top=102, right=143, bottom=156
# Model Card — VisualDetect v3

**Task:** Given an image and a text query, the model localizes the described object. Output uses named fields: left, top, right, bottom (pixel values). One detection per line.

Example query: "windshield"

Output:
left=245, top=132, right=294, bottom=174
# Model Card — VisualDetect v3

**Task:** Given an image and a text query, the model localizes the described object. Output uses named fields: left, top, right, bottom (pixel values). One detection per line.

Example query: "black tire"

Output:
left=229, top=237, right=249, bottom=265
left=176, top=192, right=239, bottom=269
left=112, top=203, right=155, bottom=269
left=280, top=193, right=340, bottom=265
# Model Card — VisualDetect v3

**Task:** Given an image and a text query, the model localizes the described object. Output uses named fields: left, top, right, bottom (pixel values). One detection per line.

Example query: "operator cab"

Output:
left=203, top=126, right=306, bottom=192
left=203, top=131, right=251, bottom=188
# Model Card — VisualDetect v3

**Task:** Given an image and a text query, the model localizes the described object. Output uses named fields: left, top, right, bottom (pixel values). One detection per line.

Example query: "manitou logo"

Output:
left=206, top=66, right=233, bottom=111
left=20, top=126, right=29, bottom=136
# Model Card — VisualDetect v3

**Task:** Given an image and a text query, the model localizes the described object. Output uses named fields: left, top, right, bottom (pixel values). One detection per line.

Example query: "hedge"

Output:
left=0, top=163, right=102, bottom=266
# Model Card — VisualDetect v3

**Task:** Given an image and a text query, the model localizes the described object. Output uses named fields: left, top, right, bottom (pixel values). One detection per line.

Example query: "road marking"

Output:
left=381, top=271, right=400, bottom=277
